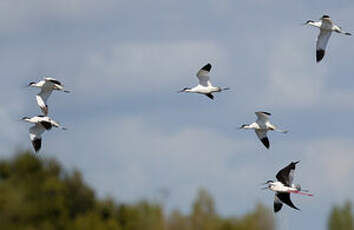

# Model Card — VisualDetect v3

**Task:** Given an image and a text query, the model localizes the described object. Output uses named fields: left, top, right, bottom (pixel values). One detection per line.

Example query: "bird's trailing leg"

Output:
left=289, top=190, right=314, bottom=197
left=275, top=129, right=288, bottom=134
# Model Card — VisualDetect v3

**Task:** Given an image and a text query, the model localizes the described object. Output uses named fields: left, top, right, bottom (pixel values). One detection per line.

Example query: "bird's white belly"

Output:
left=270, top=184, right=290, bottom=193
left=321, top=22, right=333, bottom=31
left=194, top=85, right=215, bottom=94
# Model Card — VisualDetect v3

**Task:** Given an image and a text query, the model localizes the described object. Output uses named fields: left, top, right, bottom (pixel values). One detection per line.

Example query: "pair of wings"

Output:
left=273, top=162, right=299, bottom=212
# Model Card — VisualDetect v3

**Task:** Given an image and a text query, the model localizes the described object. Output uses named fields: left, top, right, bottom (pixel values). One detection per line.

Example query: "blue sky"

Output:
left=1, top=1, right=354, bottom=229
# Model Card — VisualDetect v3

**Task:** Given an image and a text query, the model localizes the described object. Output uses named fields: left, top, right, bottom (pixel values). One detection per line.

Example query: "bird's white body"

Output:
left=268, top=181, right=297, bottom=193
left=240, top=112, right=287, bottom=149
left=22, top=115, right=66, bottom=152
left=28, top=77, right=70, bottom=115
left=307, top=17, right=346, bottom=33
left=23, top=115, right=63, bottom=128
left=185, top=85, right=222, bottom=94
left=179, top=63, right=229, bottom=100
left=306, top=15, right=351, bottom=62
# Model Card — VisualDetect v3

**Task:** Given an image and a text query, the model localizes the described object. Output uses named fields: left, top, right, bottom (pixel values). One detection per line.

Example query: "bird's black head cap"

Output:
left=260, top=111, right=271, bottom=116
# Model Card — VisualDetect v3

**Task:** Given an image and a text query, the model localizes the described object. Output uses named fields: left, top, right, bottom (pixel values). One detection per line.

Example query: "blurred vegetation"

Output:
left=328, top=201, right=353, bottom=230
left=0, top=151, right=275, bottom=230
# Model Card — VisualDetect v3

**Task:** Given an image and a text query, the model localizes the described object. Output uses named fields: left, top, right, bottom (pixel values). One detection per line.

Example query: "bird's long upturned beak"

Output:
left=294, top=161, right=300, bottom=165
left=177, top=89, right=184, bottom=93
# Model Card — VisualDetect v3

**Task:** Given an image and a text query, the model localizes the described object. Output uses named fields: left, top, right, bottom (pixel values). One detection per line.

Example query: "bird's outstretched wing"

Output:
left=29, top=124, right=46, bottom=152
left=276, top=192, right=299, bottom=211
left=274, top=194, right=283, bottom=213
left=45, top=77, right=62, bottom=86
left=196, top=63, right=212, bottom=87
left=205, top=93, right=214, bottom=100
left=36, top=88, right=53, bottom=115
left=255, top=111, right=271, bottom=123
left=255, top=129, right=269, bottom=149
left=276, top=161, right=299, bottom=186
left=316, top=30, right=332, bottom=62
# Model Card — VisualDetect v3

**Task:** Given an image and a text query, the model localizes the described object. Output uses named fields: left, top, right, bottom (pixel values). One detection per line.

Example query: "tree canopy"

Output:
left=0, top=151, right=275, bottom=230
left=328, top=201, right=353, bottom=230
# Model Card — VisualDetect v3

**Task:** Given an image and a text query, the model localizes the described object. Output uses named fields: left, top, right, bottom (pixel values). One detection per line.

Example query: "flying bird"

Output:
left=239, top=112, right=288, bottom=149
left=28, top=77, right=70, bottom=115
left=178, top=63, right=229, bottom=100
left=21, top=115, right=66, bottom=152
left=305, top=15, right=351, bottom=62
left=262, top=161, right=313, bottom=213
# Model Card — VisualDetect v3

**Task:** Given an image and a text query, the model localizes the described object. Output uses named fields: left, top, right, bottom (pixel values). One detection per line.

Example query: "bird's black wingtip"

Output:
left=274, top=202, right=282, bottom=213
left=261, top=137, right=270, bottom=149
left=205, top=93, right=214, bottom=100
left=32, top=139, right=41, bottom=152
left=201, top=63, right=212, bottom=72
left=316, top=49, right=325, bottom=62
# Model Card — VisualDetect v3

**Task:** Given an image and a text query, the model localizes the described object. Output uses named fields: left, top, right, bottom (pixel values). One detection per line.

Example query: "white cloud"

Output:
left=75, top=40, right=228, bottom=96
left=264, top=29, right=327, bottom=108
left=302, top=138, right=354, bottom=199
left=0, top=0, right=117, bottom=33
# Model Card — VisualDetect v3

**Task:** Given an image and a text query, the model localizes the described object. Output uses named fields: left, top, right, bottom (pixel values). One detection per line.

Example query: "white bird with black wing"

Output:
left=239, top=112, right=288, bottom=149
left=262, top=161, right=313, bottom=213
left=28, top=77, right=70, bottom=115
left=21, top=115, right=66, bottom=152
left=305, top=15, right=351, bottom=63
left=178, top=63, right=229, bottom=100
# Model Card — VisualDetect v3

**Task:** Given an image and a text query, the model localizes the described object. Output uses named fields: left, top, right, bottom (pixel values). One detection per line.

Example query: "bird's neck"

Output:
left=243, top=123, right=258, bottom=129
left=308, top=21, right=321, bottom=28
